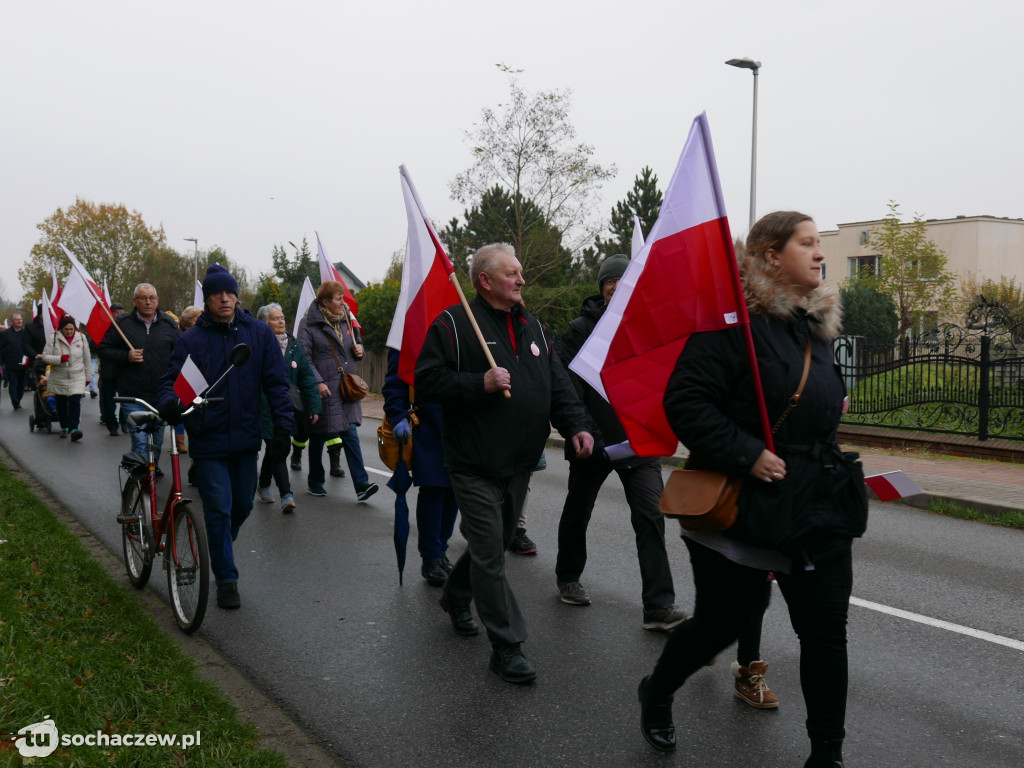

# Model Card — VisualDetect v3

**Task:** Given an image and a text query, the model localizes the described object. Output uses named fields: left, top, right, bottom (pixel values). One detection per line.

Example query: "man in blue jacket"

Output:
left=159, top=264, right=293, bottom=609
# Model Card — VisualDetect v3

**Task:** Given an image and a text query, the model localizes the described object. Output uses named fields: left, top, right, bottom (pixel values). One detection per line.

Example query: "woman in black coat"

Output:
left=637, top=211, right=866, bottom=768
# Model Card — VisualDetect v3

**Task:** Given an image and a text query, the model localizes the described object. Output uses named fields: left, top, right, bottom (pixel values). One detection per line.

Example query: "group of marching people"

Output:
left=17, top=206, right=856, bottom=766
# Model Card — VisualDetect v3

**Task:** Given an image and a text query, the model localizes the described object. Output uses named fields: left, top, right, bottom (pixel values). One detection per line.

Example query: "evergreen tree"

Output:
left=594, top=166, right=664, bottom=262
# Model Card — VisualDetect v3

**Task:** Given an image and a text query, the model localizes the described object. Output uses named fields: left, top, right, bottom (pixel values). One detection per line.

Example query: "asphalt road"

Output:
left=3, top=397, right=1023, bottom=767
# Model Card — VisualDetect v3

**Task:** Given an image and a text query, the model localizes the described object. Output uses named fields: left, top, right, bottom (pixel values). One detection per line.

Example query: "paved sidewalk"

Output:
left=364, top=394, right=1023, bottom=515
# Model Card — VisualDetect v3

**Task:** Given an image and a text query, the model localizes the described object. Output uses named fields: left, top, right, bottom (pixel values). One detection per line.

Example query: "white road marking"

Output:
left=366, top=467, right=393, bottom=478
left=850, top=596, right=1024, bottom=652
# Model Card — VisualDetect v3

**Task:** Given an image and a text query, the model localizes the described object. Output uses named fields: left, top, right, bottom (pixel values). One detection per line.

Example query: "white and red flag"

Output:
left=865, top=471, right=922, bottom=502
left=315, top=231, right=360, bottom=324
left=571, top=112, right=771, bottom=457
left=631, top=214, right=646, bottom=258
left=57, top=244, right=113, bottom=344
left=41, top=288, right=56, bottom=343
left=293, top=276, right=316, bottom=338
left=50, top=263, right=62, bottom=307
left=386, top=165, right=460, bottom=386
left=193, top=280, right=203, bottom=309
left=173, top=355, right=209, bottom=405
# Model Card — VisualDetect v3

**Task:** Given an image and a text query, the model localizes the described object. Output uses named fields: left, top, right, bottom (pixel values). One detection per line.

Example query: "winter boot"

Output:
left=328, top=447, right=345, bottom=477
left=290, top=445, right=303, bottom=471
left=804, top=739, right=844, bottom=767
left=175, top=434, right=188, bottom=454
left=731, top=660, right=779, bottom=709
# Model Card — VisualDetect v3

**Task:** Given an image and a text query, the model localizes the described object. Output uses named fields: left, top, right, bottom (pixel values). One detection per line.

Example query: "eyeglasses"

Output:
left=134, top=296, right=158, bottom=302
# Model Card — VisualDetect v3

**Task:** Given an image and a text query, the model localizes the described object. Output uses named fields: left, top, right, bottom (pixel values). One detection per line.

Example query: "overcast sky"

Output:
left=2, top=0, right=1022, bottom=306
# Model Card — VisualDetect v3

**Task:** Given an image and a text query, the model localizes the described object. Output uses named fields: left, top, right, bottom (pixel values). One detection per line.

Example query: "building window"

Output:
left=859, top=230, right=870, bottom=245
left=848, top=255, right=880, bottom=279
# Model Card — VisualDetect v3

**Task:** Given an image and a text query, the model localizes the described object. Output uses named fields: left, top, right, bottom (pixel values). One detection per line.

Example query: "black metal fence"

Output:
left=834, top=303, right=1024, bottom=441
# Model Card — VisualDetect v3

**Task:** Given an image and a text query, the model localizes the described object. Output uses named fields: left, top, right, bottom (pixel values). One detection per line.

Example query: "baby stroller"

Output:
left=28, top=359, right=57, bottom=433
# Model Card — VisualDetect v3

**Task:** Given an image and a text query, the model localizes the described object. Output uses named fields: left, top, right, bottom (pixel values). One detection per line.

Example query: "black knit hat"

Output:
left=598, top=253, right=630, bottom=288
left=202, top=263, right=239, bottom=300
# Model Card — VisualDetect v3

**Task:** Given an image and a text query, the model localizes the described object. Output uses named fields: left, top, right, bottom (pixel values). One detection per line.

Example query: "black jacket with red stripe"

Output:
left=415, top=295, right=588, bottom=478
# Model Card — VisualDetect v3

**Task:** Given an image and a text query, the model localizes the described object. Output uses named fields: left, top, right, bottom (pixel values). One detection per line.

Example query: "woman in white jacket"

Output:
left=41, top=314, right=92, bottom=440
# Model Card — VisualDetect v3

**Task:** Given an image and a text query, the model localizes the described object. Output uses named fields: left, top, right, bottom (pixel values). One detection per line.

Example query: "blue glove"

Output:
left=392, top=418, right=412, bottom=442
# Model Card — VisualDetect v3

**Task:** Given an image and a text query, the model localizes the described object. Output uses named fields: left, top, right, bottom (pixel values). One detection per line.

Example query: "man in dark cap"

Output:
left=554, top=253, right=687, bottom=631
left=159, top=264, right=293, bottom=610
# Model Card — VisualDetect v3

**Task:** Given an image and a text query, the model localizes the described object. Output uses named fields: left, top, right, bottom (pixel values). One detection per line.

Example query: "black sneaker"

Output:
left=307, top=485, right=327, bottom=497
left=489, top=642, right=536, bottom=684
left=510, top=527, right=537, bottom=555
left=216, top=583, right=241, bottom=609
left=70, top=429, right=83, bottom=442
left=356, top=483, right=378, bottom=502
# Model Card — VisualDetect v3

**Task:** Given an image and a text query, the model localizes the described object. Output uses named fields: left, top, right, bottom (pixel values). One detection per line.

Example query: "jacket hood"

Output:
left=579, top=294, right=605, bottom=322
left=740, top=250, right=843, bottom=341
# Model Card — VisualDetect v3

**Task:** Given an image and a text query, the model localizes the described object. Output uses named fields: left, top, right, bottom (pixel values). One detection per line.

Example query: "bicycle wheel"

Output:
left=166, top=502, right=209, bottom=634
left=121, top=481, right=152, bottom=588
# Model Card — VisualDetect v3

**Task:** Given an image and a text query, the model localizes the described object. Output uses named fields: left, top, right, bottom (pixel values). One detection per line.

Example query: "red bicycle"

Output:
left=115, top=394, right=212, bottom=633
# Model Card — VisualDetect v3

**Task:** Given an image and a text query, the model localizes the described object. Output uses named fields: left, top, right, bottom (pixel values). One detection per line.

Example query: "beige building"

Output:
left=819, top=215, right=1024, bottom=287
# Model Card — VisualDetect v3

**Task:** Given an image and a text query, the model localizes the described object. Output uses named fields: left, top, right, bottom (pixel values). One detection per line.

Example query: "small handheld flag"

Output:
left=173, top=355, right=209, bottom=405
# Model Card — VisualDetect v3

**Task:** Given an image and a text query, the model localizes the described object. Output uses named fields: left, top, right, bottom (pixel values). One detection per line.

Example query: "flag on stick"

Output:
left=103, top=279, right=111, bottom=306
left=173, top=355, right=209, bottom=405
left=193, top=280, right=203, bottom=309
left=570, top=112, right=771, bottom=457
left=386, top=165, right=461, bottom=386
left=293, top=276, right=316, bottom=338
left=50, top=263, right=62, bottom=307
left=41, top=289, right=56, bottom=343
left=315, top=232, right=360, bottom=318
left=57, top=244, right=115, bottom=344
left=865, top=471, right=922, bottom=502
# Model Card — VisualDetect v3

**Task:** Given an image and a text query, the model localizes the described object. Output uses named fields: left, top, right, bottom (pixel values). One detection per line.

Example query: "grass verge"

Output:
left=0, top=458, right=288, bottom=767
left=928, top=497, right=1024, bottom=530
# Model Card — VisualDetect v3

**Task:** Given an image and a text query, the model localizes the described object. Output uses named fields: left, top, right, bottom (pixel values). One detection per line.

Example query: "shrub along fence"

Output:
left=835, top=304, right=1024, bottom=441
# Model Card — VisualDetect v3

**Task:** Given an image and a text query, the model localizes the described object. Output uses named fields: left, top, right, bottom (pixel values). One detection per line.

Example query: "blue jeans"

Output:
left=308, top=424, right=369, bottom=489
left=121, top=401, right=165, bottom=468
left=194, top=454, right=258, bottom=585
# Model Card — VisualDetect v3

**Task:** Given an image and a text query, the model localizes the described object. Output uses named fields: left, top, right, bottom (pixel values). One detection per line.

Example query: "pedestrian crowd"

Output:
left=7, top=211, right=861, bottom=766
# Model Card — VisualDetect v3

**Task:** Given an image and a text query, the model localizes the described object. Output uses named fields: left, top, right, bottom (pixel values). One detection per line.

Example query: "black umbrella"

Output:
left=387, top=455, right=412, bottom=584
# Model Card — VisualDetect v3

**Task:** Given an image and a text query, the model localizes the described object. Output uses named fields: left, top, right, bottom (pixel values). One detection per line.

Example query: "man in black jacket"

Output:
left=555, top=254, right=686, bottom=632
left=0, top=313, right=30, bottom=410
left=98, top=284, right=179, bottom=472
left=416, top=242, right=593, bottom=685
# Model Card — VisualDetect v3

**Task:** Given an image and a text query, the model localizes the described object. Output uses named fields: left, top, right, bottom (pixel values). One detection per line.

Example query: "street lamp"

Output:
left=726, top=57, right=761, bottom=230
left=184, top=238, right=198, bottom=284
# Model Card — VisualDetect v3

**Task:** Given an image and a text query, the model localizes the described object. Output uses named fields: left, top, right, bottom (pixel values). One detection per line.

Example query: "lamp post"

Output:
left=184, top=238, right=198, bottom=284
left=725, top=57, right=761, bottom=230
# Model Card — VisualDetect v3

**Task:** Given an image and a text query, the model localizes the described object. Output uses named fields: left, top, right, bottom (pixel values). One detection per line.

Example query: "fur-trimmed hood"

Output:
left=740, top=250, right=843, bottom=341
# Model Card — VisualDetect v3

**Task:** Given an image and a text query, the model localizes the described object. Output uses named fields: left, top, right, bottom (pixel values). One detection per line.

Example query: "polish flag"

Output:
left=103, top=279, right=111, bottom=306
left=865, top=471, right=922, bottom=502
left=193, top=280, right=203, bottom=309
left=173, top=355, right=209, bottom=405
left=50, top=263, right=62, bottom=306
left=631, top=214, right=646, bottom=258
left=57, top=244, right=113, bottom=344
left=386, top=165, right=460, bottom=387
left=41, top=288, right=56, bottom=343
left=571, top=113, right=770, bottom=457
left=315, top=231, right=360, bottom=321
left=292, top=276, right=316, bottom=338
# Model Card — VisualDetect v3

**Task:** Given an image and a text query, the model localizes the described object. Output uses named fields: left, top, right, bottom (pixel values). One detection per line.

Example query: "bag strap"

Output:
left=325, top=328, right=345, bottom=373
left=771, top=340, right=812, bottom=435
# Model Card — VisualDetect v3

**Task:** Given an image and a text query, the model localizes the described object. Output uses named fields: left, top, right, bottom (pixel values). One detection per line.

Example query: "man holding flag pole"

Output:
left=416, top=236, right=594, bottom=685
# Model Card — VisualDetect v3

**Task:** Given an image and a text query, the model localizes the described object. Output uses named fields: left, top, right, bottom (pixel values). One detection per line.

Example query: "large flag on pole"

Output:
left=293, top=276, right=316, bottom=338
left=50, top=263, right=62, bottom=307
left=386, top=165, right=460, bottom=387
left=315, top=231, right=359, bottom=318
left=571, top=112, right=755, bottom=457
left=57, top=245, right=113, bottom=344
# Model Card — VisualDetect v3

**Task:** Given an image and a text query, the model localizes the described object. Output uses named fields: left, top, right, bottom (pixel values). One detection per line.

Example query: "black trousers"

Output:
left=555, top=457, right=675, bottom=611
left=258, top=439, right=291, bottom=496
left=649, top=538, right=852, bottom=742
left=99, top=377, right=118, bottom=430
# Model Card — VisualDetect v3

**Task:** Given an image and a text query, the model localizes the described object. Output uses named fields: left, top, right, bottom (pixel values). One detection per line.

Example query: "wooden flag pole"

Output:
left=448, top=274, right=511, bottom=399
